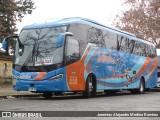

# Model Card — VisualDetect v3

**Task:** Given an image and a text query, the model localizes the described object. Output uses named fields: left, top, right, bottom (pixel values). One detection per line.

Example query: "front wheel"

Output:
left=83, top=76, right=96, bottom=98
left=138, top=79, right=145, bottom=94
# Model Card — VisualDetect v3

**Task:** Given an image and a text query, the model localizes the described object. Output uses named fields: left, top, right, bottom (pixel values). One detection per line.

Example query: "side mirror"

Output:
left=56, top=32, right=73, bottom=48
left=1, top=35, right=20, bottom=56
left=56, top=34, right=64, bottom=48
left=2, top=38, right=7, bottom=50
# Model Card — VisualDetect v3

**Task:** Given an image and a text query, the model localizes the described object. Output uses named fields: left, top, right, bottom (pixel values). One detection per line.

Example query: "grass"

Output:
left=0, top=79, right=36, bottom=96
left=0, top=81, right=12, bottom=85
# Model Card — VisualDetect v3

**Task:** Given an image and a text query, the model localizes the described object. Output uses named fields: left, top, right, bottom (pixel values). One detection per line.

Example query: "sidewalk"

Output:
left=1, top=81, right=160, bottom=99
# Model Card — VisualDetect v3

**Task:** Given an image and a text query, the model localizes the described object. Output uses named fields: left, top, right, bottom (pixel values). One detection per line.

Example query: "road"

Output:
left=0, top=90, right=160, bottom=120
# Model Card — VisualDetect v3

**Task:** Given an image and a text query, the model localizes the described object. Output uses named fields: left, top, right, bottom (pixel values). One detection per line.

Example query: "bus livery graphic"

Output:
left=2, top=17, right=158, bottom=98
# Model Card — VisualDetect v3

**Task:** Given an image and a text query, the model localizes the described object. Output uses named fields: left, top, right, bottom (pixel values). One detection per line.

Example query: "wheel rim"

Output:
left=89, top=78, right=93, bottom=92
left=140, top=81, right=144, bottom=93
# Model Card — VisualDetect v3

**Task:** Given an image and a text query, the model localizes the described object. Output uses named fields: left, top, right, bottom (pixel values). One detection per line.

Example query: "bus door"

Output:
left=65, top=37, right=85, bottom=91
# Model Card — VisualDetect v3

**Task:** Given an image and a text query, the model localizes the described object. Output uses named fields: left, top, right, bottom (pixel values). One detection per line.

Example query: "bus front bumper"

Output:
left=13, top=79, right=69, bottom=92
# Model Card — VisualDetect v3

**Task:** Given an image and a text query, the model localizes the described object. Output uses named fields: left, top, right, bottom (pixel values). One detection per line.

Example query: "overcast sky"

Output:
left=16, top=0, right=123, bottom=33
left=3, top=0, right=160, bottom=55
left=1, top=0, right=122, bottom=49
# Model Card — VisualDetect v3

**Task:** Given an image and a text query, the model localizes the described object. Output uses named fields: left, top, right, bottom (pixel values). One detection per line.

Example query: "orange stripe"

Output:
left=97, top=75, right=121, bottom=80
left=34, top=72, right=46, bottom=80
left=133, top=57, right=151, bottom=78
left=147, top=58, right=158, bottom=74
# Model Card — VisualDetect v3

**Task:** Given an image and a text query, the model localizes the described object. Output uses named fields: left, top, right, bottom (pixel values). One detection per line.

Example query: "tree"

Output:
left=0, top=0, right=35, bottom=41
left=113, top=0, right=160, bottom=48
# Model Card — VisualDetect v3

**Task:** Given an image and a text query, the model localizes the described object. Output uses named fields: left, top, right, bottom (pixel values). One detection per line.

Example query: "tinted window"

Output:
left=87, top=27, right=105, bottom=48
left=87, top=27, right=117, bottom=49
left=104, top=31, right=117, bottom=50
left=68, top=24, right=88, bottom=57
left=117, top=36, right=135, bottom=53
left=65, top=37, right=80, bottom=65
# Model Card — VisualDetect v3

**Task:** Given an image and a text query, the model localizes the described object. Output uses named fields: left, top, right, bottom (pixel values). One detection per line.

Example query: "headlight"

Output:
left=48, top=74, right=63, bottom=80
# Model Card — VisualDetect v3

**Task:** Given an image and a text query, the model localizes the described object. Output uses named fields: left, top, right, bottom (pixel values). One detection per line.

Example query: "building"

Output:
left=0, top=49, right=13, bottom=82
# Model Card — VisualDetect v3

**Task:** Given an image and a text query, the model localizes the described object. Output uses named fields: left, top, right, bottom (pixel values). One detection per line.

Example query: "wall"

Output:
left=0, top=58, right=12, bottom=81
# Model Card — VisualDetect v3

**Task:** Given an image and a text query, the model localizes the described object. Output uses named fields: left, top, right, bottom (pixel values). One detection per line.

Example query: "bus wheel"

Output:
left=83, top=75, right=96, bottom=98
left=43, top=92, right=53, bottom=99
left=130, top=78, right=145, bottom=94
left=138, top=79, right=145, bottom=94
left=104, top=90, right=118, bottom=95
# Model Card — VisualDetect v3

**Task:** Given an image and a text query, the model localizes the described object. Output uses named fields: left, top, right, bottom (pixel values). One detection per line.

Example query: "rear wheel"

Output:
left=138, top=79, right=145, bottom=94
left=83, top=75, right=96, bottom=98
left=130, top=78, right=145, bottom=94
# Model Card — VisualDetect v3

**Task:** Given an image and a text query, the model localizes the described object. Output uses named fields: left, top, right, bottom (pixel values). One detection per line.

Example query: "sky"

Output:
left=2, top=0, right=160, bottom=55
left=1, top=0, right=123, bottom=50
left=16, top=0, right=123, bottom=33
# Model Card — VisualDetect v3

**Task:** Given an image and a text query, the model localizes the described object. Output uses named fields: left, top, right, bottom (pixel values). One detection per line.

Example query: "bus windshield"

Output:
left=14, top=26, right=67, bottom=70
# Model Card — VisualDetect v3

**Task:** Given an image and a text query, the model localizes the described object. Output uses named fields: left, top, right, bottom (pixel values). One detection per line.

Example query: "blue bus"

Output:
left=2, top=17, right=158, bottom=98
left=157, top=56, right=160, bottom=87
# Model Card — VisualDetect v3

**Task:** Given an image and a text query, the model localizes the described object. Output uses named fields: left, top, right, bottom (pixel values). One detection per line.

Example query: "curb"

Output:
left=0, top=88, right=160, bottom=100
left=0, top=96, right=7, bottom=99
left=0, top=94, right=42, bottom=99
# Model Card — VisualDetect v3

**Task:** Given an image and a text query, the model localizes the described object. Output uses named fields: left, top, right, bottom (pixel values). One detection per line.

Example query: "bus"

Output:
left=2, top=17, right=158, bottom=98
left=157, top=56, right=160, bottom=87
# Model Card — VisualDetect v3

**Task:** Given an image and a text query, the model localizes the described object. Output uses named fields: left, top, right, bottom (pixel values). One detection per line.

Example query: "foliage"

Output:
left=113, top=0, right=160, bottom=48
left=0, top=0, right=35, bottom=41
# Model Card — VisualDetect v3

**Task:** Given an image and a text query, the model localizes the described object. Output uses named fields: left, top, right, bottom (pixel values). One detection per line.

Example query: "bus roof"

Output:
left=23, top=17, right=135, bottom=36
left=22, top=17, right=155, bottom=47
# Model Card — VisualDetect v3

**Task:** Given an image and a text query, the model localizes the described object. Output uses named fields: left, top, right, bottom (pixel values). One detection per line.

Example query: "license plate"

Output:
left=29, top=87, right=36, bottom=91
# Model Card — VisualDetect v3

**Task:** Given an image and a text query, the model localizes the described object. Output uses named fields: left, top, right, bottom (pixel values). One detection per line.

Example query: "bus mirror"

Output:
left=2, top=35, right=20, bottom=56
left=56, top=34, right=64, bottom=48
left=56, top=32, right=74, bottom=48
left=2, top=38, right=7, bottom=50
left=2, top=37, right=9, bottom=56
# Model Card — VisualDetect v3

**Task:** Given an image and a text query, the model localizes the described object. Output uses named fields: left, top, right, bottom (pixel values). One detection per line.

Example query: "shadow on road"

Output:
left=16, top=90, right=158, bottom=101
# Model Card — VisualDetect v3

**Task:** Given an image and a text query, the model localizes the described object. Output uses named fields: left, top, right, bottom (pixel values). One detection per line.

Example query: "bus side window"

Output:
left=87, top=27, right=105, bottom=48
left=147, top=46, right=152, bottom=57
left=152, top=47, right=156, bottom=58
left=65, top=37, right=80, bottom=65
left=145, top=45, right=149, bottom=57
left=104, top=32, right=117, bottom=50
left=140, top=43, right=147, bottom=57
left=117, top=37, right=135, bottom=53
left=132, top=41, right=141, bottom=56
left=147, top=46, right=156, bottom=58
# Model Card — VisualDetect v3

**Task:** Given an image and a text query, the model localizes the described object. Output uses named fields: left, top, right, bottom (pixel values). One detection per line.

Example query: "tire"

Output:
left=43, top=92, right=53, bottom=99
left=138, top=79, right=145, bottom=94
left=83, top=75, right=96, bottom=98
left=104, top=90, right=118, bottom=95
left=130, top=78, right=145, bottom=94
